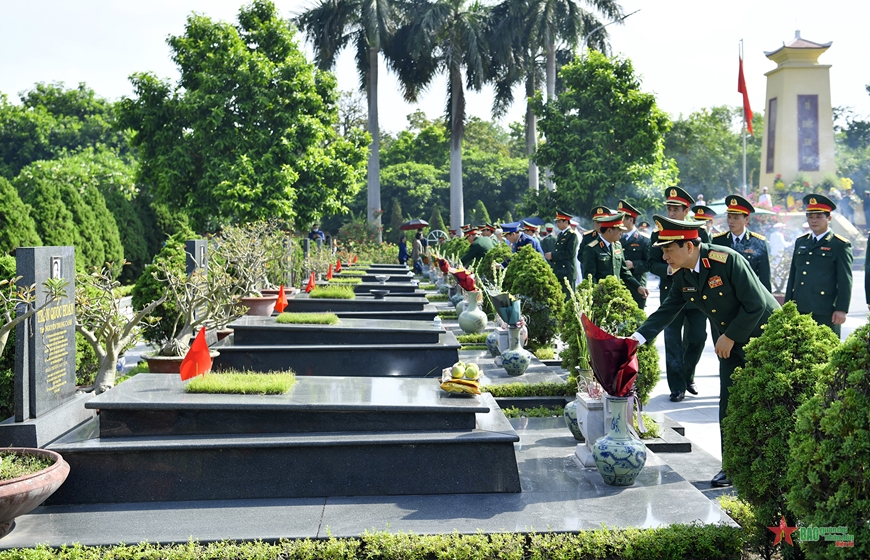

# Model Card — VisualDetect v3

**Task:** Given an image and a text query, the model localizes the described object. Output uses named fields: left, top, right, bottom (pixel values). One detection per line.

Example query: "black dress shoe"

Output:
left=669, top=391, right=685, bottom=402
left=711, top=470, right=732, bottom=487
left=686, top=383, right=698, bottom=395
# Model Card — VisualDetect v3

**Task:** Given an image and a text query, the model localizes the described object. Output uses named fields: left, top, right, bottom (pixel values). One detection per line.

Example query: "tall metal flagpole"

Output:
left=741, top=40, right=748, bottom=196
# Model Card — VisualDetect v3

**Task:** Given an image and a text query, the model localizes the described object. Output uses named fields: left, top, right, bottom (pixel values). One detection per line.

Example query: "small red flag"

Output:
left=737, top=56, right=753, bottom=135
left=326, top=264, right=333, bottom=280
left=180, top=328, right=212, bottom=381
left=352, top=254, right=358, bottom=264
left=275, top=285, right=288, bottom=313
left=305, top=272, right=315, bottom=293
left=335, top=259, right=342, bottom=272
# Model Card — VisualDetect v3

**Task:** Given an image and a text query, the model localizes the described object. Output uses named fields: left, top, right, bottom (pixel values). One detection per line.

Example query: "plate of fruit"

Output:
left=439, top=361, right=482, bottom=396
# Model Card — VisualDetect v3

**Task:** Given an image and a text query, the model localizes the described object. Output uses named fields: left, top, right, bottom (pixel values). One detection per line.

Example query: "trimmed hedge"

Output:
left=0, top=526, right=746, bottom=559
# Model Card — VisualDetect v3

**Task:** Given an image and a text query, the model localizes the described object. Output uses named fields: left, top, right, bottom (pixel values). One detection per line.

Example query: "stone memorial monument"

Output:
left=0, top=247, right=96, bottom=447
left=185, top=239, right=208, bottom=276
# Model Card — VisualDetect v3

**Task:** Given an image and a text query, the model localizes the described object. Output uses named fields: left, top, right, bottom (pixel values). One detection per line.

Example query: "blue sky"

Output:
left=1, top=0, right=868, bottom=133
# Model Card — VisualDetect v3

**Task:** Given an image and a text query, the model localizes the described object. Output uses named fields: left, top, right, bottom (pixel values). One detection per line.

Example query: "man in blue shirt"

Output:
left=504, top=223, right=545, bottom=256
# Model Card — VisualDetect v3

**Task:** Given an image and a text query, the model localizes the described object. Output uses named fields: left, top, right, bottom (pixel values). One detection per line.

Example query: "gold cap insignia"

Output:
left=654, top=219, right=663, bottom=231
left=810, top=197, right=817, bottom=205
left=730, top=199, right=737, bottom=206
left=618, top=202, right=624, bottom=209
left=596, top=208, right=603, bottom=214
left=670, top=189, right=677, bottom=197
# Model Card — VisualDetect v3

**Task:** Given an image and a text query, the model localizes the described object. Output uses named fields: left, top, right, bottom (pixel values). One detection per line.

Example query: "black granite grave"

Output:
left=283, top=294, right=432, bottom=313
left=0, top=247, right=96, bottom=447
left=332, top=272, right=415, bottom=283
left=316, top=281, right=420, bottom=294
left=46, top=374, right=521, bottom=504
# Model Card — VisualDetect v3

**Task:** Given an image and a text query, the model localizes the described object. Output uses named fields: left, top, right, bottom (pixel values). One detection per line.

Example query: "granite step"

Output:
left=229, top=316, right=443, bottom=346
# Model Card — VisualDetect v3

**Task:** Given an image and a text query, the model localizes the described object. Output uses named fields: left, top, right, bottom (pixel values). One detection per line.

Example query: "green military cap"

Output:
left=691, top=205, right=717, bottom=221
left=803, top=193, right=836, bottom=213
left=590, top=206, right=615, bottom=219
left=664, top=187, right=694, bottom=207
left=652, top=214, right=702, bottom=247
left=594, top=212, right=628, bottom=230
left=617, top=200, right=641, bottom=218
left=544, top=222, right=555, bottom=231
left=724, top=194, right=754, bottom=215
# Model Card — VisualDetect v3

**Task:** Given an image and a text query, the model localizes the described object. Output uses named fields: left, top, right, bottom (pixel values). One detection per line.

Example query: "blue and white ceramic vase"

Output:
left=591, top=396, right=647, bottom=486
left=501, top=327, right=532, bottom=376
left=485, top=330, right=501, bottom=357
left=563, top=394, right=584, bottom=441
left=450, top=291, right=465, bottom=307
left=458, top=291, right=487, bottom=334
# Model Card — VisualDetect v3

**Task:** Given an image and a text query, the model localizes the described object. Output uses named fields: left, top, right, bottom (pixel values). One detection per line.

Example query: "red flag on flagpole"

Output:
left=275, top=285, right=288, bottom=313
left=738, top=55, right=753, bottom=135
left=326, top=264, right=333, bottom=280
left=335, top=258, right=342, bottom=273
left=180, top=328, right=212, bottom=381
left=305, top=272, right=315, bottom=293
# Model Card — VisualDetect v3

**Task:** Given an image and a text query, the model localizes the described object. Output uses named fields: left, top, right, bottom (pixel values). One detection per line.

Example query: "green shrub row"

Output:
left=0, top=526, right=745, bottom=559
left=482, top=381, right=574, bottom=397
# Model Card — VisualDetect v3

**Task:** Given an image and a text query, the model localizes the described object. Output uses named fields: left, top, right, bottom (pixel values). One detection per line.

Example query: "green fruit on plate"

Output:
left=451, top=364, right=465, bottom=378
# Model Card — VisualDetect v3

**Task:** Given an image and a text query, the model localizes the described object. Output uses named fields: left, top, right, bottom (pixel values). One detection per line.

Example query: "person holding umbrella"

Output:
left=410, top=231, right=424, bottom=274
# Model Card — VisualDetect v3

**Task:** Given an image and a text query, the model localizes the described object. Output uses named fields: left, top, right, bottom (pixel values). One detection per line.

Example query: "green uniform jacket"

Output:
left=460, top=236, right=496, bottom=268
left=581, top=238, right=640, bottom=292
left=647, top=228, right=710, bottom=308
left=638, top=244, right=780, bottom=344
left=620, top=229, right=650, bottom=286
left=540, top=234, right=556, bottom=257
left=711, top=230, right=772, bottom=291
left=550, top=227, right=579, bottom=287
left=784, top=231, right=853, bottom=316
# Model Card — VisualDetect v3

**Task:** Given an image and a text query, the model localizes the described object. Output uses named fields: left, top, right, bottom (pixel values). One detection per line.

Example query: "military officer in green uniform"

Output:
left=617, top=200, right=650, bottom=309
left=545, top=211, right=579, bottom=295
left=581, top=213, right=649, bottom=300
left=460, top=226, right=495, bottom=267
left=646, top=187, right=710, bottom=403
left=578, top=206, right=615, bottom=279
left=691, top=204, right=717, bottom=237
left=785, top=194, right=853, bottom=337
left=712, top=195, right=771, bottom=291
left=632, top=215, right=780, bottom=487
left=540, top=223, right=557, bottom=259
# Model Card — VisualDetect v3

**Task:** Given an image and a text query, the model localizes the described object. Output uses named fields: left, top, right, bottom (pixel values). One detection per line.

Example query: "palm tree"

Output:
left=387, top=0, right=492, bottom=232
left=295, top=0, right=398, bottom=242
left=493, top=0, right=622, bottom=192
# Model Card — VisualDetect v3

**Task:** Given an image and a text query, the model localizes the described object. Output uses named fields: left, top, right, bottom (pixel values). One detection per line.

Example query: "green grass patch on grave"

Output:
left=636, top=413, right=662, bottom=439
left=426, top=293, right=448, bottom=302
left=438, top=310, right=457, bottom=320
left=309, top=286, right=355, bottom=299
left=327, top=277, right=362, bottom=284
left=460, top=344, right=487, bottom=350
left=420, top=283, right=437, bottom=290
left=482, top=381, right=574, bottom=397
left=501, top=405, right=565, bottom=418
left=276, top=312, right=339, bottom=325
left=457, top=333, right=488, bottom=343
left=337, top=270, right=366, bottom=276
left=185, top=371, right=296, bottom=395
left=533, top=347, right=555, bottom=360
left=0, top=451, right=54, bottom=480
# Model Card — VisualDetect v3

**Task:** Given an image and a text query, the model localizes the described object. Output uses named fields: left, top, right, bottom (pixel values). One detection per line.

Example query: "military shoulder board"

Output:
left=712, top=231, right=729, bottom=238
left=708, top=251, right=729, bottom=264
left=588, top=239, right=600, bottom=248
left=749, top=231, right=767, bottom=241
left=834, top=234, right=850, bottom=243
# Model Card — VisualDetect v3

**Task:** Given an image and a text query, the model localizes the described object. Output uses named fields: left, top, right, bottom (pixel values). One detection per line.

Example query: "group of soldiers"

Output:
left=458, top=185, right=855, bottom=489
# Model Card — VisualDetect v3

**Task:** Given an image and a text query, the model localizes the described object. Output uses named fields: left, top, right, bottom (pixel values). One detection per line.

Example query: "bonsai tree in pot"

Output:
left=75, top=262, right=166, bottom=393
left=0, top=447, right=69, bottom=538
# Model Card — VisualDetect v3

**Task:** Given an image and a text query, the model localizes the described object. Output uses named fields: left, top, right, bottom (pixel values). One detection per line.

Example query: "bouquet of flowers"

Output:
left=581, top=313, right=639, bottom=397
left=451, top=268, right=476, bottom=292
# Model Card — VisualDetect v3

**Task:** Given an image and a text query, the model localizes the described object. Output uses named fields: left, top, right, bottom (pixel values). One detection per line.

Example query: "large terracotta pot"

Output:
left=0, top=448, right=70, bottom=538
left=240, top=295, right=279, bottom=316
left=145, top=351, right=221, bottom=374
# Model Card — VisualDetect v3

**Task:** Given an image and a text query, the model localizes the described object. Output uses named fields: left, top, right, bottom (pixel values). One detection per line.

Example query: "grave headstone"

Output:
left=185, top=239, right=208, bottom=276
left=2, top=246, right=95, bottom=447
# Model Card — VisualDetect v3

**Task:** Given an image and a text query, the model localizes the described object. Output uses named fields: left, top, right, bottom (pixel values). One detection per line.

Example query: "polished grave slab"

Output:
left=229, top=316, right=445, bottom=346
left=283, top=294, right=432, bottom=312
left=6, top=418, right=734, bottom=549
left=315, top=281, right=421, bottom=294
left=46, top=375, right=520, bottom=505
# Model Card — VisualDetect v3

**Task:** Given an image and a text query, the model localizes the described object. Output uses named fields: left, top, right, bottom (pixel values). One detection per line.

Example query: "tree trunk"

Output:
left=544, top=40, right=556, bottom=192
left=92, top=346, right=120, bottom=394
left=366, top=47, right=382, bottom=243
left=449, top=66, right=465, bottom=233
left=525, top=73, right=538, bottom=194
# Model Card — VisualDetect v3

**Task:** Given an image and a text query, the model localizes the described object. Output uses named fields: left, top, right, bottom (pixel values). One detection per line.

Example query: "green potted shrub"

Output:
left=212, top=221, right=285, bottom=315
left=503, top=245, right=564, bottom=350
left=786, top=323, right=870, bottom=558
left=722, top=302, right=839, bottom=555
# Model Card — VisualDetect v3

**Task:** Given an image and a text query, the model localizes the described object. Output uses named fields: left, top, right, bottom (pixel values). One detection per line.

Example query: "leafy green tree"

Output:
left=0, top=176, right=41, bottom=253
left=723, top=303, right=839, bottom=557
left=0, top=82, right=131, bottom=180
left=15, top=155, right=124, bottom=273
left=381, top=118, right=451, bottom=169
left=834, top=93, right=870, bottom=195
left=664, top=106, right=763, bottom=200
left=387, top=198, right=404, bottom=244
left=296, top=0, right=402, bottom=242
left=428, top=205, right=448, bottom=235
left=379, top=162, right=448, bottom=220
left=462, top=148, right=528, bottom=221
left=119, top=0, right=368, bottom=231
left=504, top=244, right=563, bottom=349
left=532, top=52, right=674, bottom=213
left=468, top=199, right=491, bottom=225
